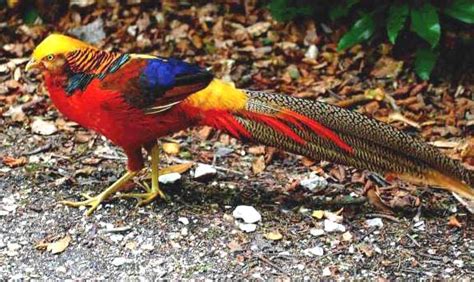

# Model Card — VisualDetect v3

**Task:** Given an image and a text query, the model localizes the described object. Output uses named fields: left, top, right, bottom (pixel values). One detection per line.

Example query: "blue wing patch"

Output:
left=141, top=58, right=203, bottom=91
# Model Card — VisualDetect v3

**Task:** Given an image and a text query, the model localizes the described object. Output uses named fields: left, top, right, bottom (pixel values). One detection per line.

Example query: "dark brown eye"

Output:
left=47, top=54, right=55, bottom=61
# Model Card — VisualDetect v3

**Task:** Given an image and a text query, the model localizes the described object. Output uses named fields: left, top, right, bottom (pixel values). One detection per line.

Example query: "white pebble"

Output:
left=309, top=228, right=325, bottom=237
left=194, top=164, right=217, bottom=179
left=366, top=218, right=384, bottom=228
left=178, top=217, right=189, bottom=225
left=111, top=257, right=130, bottom=266
left=232, top=205, right=261, bottom=223
left=236, top=222, right=257, bottom=233
left=303, top=246, right=324, bottom=257
left=324, top=219, right=346, bottom=233
left=158, top=173, right=181, bottom=184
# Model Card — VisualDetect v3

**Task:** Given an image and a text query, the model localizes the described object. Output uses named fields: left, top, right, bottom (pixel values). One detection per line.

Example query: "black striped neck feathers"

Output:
left=63, top=48, right=130, bottom=95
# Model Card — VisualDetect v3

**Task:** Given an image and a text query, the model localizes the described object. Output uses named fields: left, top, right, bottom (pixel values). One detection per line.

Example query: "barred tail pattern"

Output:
left=234, top=90, right=474, bottom=199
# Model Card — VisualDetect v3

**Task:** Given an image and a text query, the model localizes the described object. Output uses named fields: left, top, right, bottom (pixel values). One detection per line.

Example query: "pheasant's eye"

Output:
left=46, top=54, right=55, bottom=61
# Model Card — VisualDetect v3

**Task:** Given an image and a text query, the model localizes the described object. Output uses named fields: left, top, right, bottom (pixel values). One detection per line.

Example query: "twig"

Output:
left=405, top=234, right=421, bottom=248
left=258, top=255, right=287, bottom=274
left=170, top=157, right=244, bottom=175
left=451, top=192, right=474, bottom=214
left=365, top=213, right=401, bottom=223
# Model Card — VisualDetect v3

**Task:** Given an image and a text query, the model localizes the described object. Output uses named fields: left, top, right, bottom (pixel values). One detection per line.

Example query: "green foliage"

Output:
left=444, top=0, right=474, bottom=24
left=329, top=0, right=359, bottom=21
left=410, top=3, right=440, bottom=48
left=387, top=3, right=409, bottom=44
left=267, top=0, right=313, bottom=22
left=415, top=47, right=439, bottom=80
left=337, top=13, right=375, bottom=51
left=267, top=0, right=474, bottom=80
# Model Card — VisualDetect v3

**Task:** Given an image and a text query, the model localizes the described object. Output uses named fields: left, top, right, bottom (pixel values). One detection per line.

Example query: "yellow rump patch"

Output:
left=185, top=79, right=248, bottom=111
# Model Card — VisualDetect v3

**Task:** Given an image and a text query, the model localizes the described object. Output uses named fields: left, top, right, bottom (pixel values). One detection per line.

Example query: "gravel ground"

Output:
left=1, top=125, right=473, bottom=279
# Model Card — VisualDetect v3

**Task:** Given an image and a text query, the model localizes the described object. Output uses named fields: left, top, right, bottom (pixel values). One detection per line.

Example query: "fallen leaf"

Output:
left=36, top=235, right=71, bottom=255
left=370, top=57, right=403, bottom=78
left=158, top=162, right=194, bottom=175
left=252, top=155, right=265, bottom=174
left=312, top=210, right=324, bottom=219
left=31, top=119, right=58, bottom=136
left=264, top=230, right=283, bottom=241
left=162, top=143, right=180, bottom=155
left=2, top=156, right=27, bottom=168
left=358, top=244, right=373, bottom=257
left=366, top=186, right=393, bottom=214
left=388, top=112, right=421, bottom=129
left=448, top=215, right=462, bottom=228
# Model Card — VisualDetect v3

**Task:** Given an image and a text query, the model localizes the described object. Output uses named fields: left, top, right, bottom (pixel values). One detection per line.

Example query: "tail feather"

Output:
left=233, top=90, right=474, bottom=200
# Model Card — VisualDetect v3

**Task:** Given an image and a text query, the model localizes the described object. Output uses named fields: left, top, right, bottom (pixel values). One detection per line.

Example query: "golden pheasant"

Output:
left=25, top=34, right=474, bottom=215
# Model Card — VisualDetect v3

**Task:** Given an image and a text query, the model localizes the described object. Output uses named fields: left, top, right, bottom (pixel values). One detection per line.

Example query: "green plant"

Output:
left=268, top=0, right=474, bottom=80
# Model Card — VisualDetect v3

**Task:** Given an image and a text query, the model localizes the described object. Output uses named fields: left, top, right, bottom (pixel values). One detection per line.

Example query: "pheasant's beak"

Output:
left=25, top=59, right=41, bottom=72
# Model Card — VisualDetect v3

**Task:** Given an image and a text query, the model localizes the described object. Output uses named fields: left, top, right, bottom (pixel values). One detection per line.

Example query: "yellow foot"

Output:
left=59, top=171, right=137, bottom=216
left=60, top=193, right=107, bottom=216
left=118, top=181, right=169, bottom=206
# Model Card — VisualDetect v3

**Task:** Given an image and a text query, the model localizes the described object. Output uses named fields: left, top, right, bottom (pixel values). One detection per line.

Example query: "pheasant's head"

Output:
left=26, top=34, right=94, bottom=74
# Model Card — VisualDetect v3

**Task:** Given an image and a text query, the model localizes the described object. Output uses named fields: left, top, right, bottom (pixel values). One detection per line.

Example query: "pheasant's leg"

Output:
left=118, top=144, right=169, bottom=206
left=60, top=170, right=137, bottom=216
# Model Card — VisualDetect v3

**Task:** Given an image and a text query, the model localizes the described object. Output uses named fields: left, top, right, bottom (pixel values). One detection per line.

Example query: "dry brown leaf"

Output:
left=448, top=215, right=462, bottom=228
left=2, top=156, right=27, bottom=168
left=36, top=235, right=71, bottom=255
left=366, top=186, right=393, bottom=214
left=252, top=155, right=265, bottom=174
left=370, top=57, right=403, bottom=78
left=248, top=145, right=265, bottom=155
left=264, top=230, right=283, bottom=241
left=158, top=162, right=194, bottom=175
left=388, top=112, right=421, bottom=129
left=311, top=210, right=324, bottom=219
left=358, top=244, right=373, bottom=257
left=162, top=143, right=180, bottom=155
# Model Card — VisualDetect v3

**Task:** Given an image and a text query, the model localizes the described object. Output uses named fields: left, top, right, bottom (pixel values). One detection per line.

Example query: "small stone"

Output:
left=215, top=147, right=234, bottom=157
left=309, top=228, right=325, bottom=237
left=109, top=234, right=124, bottom=243
left=303, top=246, right=324, bottom=257
left=342, top=231, right=353, bottom=242
left=324, top=219, right=346, bottom=233
left=366, top=218, right=383, bottom=228
left=7, top=242, right=21, bottom=251
left=56, top=266, right=67, bottom=273
left=305, top=45, right=318, bottom=59
left=193, top=164, right=217, bottom=180
left=178, top=217, right=189, bottom=225
left=111, top=257, right=130, bottom=266
left=158, top=173, right=181, bottom=184
left=453, top=260, right=464, bottom=268
left=322, top=267, right=332, bottom=276
left=237, top=222, right=257, bottom=233
left=141, top=243, right=154, bottom=251
left=232, top=205, right=261, bottom=223
left=300, top=174, right=328, bottom=191
left=31, top=119, right=58, bottom=135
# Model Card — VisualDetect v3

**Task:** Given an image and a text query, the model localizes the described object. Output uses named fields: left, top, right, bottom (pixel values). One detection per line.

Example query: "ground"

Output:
left=0, top=1, right=473, bottom=279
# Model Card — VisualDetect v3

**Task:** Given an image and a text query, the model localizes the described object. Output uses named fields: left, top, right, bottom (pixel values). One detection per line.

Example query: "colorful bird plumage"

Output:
left=26, top=34, right=474, bottom=215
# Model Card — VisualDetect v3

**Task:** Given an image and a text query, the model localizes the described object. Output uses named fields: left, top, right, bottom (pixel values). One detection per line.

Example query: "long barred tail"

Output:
left=231, top=90, right=474, bottom=200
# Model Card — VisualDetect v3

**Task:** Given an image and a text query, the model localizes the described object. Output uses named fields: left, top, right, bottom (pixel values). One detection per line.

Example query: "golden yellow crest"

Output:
left=32, top=34, right=95, bottom=60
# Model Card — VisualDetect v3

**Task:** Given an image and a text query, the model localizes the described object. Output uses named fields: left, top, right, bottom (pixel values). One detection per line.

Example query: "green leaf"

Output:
left=268, top=0, right=312, bottom=22
left=337, top=13, right=376, bottom=51
left=410, top=3, right=440, bottom=48
left=414, top=47, right=439, bottom=80
left=23, top=8, right=40, bottom=25
left=387, top=3, right=409, bottom=44
left=444, top=0, right=474, bottom=24
left=329, top=0, right=359, bottom=21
